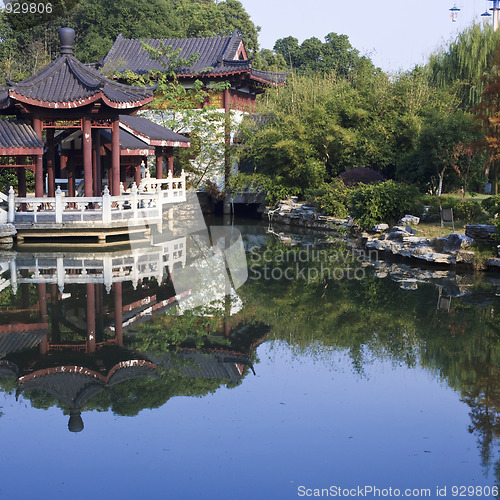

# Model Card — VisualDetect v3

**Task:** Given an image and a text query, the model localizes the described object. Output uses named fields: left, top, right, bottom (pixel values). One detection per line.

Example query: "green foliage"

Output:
left=228, top=173, right=300, bottom=205
left=304, top=179, right=351, bottom=218
left=0, top=0, right=260, bottom=78
left=350, top=181, right=424, bottom=229
left=482, top=194, right=500, bottom=215
left=454, top=200, right=483, bottom=222
left=428, top=23, right=500, bottom=109
left=273, top=32, right=371, bottom=77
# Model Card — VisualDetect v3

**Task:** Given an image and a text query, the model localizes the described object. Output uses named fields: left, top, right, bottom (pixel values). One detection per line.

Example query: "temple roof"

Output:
left=0, top=28, right=155, bottom=111
left=119, top=114, right=191, bottom=147
left=0, top=119, right=44, bottom=154
left=103, top=31, right=287, bottom=86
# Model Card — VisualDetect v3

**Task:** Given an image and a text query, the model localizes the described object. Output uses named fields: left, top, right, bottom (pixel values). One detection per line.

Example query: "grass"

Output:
left=414, top=221, right=467, bottom=239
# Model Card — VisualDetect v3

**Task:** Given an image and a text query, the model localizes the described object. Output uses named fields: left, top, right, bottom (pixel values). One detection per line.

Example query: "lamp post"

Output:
left=450, top=2, right=499, bottom=31
left=489, top=0, right=500, bottom=31
left=450, top=4, right=460, bottom=22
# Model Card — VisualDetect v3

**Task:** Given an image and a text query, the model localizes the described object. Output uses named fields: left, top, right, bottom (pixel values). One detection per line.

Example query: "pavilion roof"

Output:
left=0, top=119, right=44, bottom=155
left=119, top=114, right=191, bottom=147
left=103, top=31, right=287, bottom=86
left=0, top=28, right=155, bottom=111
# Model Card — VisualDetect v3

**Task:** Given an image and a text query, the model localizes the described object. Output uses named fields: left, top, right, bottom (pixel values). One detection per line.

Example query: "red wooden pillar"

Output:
left=83, top=117, right=93, bottom=197
left=166, top=147, right=174, bottom=175
left=60, top=154, right=67, bottom=178
left=86, top=283, right=96, bottom=353
left=156, top=147, right=164, bottom=179
left=134, top=162, right=141, bottom=187
left=17, top=167, right=26, bottom=211
left=33, top=118, right=44, bottom=197
left=46, top=129, right=55, bottom=197
left=112, top=118, right=120, bottom=195
left=17, top=168, right=26, bottom=197
left=113, top=282, right=123, bottom=347
left=93, top=129, right=102, bottom=195
left=223, top=89, right=231, bottom=190
left=67, top=157, right=75, bottom=198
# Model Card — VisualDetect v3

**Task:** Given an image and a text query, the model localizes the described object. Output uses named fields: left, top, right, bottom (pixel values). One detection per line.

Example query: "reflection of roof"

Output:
left=157, top=350, right=251, bottom=384
left=0, top=119, right=44, bottom=154
left=0, top=324, right=48, bottom=354
left=17, top=360, right=157, bottom=407
left=104, top=32, right=287, bottom=86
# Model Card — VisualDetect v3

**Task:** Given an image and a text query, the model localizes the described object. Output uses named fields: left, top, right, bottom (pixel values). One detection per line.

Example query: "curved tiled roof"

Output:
left=119, top=114, right=190, bottom=147
left=0, top=119, right=44, bottom=152
left=104, top=32, right=241, bottom=76
left=104, top=31, right=287, bottom=87
left=0, top=29, right=155, bottom=110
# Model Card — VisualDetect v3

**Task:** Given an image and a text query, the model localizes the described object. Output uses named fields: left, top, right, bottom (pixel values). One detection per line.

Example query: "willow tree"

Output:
left=428, top=23, right=500, bottom=110
left=474, top=45, right=500, bottom=194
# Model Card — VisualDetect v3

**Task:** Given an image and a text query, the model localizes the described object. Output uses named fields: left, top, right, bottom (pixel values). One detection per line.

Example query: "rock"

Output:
left=373, top=223, right=389, bottom=233
left=402, top=236, right=431, bottom=246
left=443, top=233, right=474, bottom=253
left=399, top=215, right=420, bottom=225
left=0, top=224, right=16, bottom=238
left=388, top=227, right=412, bottom=241
left=465, top=224, right=496, bottom=243
left=456, top=250, right=475, bottom=264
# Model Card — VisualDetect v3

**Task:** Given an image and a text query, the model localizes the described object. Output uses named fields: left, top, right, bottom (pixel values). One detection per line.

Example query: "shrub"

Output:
left=350, top=181, right=424, bottom=229
left=453, top=200, right=483, bottom=222
left=305, top=179, right=351, bottom=218
left=339, top=168, right=385, bottom=187
left=228, top=173, right=300, bottom=205
left=421, top=195, right=459, bottom=222
left=481, top=194, right=500, bottom=216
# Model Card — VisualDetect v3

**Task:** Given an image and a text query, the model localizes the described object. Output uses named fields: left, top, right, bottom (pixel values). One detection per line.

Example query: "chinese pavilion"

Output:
left=0, top=28, right=189, bottom=197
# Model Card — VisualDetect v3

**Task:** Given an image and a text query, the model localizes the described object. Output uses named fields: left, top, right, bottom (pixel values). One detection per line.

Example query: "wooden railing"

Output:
left=7, top=171, right=186, bottom=226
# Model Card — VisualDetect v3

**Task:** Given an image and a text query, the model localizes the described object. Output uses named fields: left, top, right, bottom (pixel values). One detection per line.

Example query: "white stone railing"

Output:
left=138, top=170, right=186, bottom=203
left=7, top=171, right=186, bottom=225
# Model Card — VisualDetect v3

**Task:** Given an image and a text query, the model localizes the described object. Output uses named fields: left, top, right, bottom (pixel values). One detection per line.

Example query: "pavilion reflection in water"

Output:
left=0, top=223, right=263, bottom=432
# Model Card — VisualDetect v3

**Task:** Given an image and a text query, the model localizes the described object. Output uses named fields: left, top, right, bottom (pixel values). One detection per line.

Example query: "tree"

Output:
left=428, top=23, right=500, bottom=109
left=474, top=46, right=500, bottom=194
left=0, top=0, right=261, bottom=77
left=273, top=32, right=369, bottom=77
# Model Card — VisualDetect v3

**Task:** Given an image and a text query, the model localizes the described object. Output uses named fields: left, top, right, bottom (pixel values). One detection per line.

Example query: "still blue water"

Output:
left=0, top=220, right=499, bottom=499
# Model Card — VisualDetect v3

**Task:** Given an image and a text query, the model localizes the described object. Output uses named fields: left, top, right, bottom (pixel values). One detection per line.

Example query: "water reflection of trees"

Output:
left=242, top=240, right=500, bottom=478
left=0, top=269, right=267, bottom=432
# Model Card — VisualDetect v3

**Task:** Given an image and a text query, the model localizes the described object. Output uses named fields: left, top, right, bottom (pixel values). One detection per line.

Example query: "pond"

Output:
left=0, top=216, right=500, bottom=499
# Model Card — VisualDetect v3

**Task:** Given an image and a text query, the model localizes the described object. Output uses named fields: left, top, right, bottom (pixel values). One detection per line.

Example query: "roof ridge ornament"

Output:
left=59, top=27, right=75, bottom=56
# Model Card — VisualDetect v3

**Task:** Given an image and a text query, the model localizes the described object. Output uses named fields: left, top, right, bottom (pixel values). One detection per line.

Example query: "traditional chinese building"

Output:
left=0, top=28, right=190, bottom=243
left=103, top=30, right=287, bottom=113
left=103, top=31, right=287, bottom=204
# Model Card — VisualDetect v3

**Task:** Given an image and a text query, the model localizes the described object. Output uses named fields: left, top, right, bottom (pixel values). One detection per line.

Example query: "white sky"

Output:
left=241, top=0, right=495, bottom=73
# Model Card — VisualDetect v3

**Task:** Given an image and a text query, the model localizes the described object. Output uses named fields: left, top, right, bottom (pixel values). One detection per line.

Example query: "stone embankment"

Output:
left=0, top=224, right=16, bottom=249
left=266, top=198, right=500, bottom=270
left=265, top=198, right=351, bottom=231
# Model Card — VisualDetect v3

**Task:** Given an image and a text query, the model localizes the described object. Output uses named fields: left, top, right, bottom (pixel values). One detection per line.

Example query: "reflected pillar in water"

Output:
left=86, top=283, right=96, bottom=353
left=38, top=283, right=48, bottom=355
left=114, top=282, right=123, bottom=347
left=50, top=283, right=61, bottom=343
